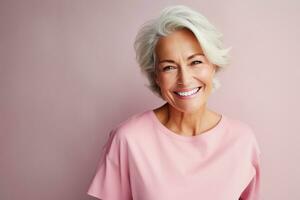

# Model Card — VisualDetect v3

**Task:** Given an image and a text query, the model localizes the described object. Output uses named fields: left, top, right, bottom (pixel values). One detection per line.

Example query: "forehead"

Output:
left=155, top=28, right=203, bottom=59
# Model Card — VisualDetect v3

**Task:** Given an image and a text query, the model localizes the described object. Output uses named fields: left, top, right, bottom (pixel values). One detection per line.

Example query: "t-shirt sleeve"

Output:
left=87, top=128, right=132, bottom=200
left=240, top=130, right=261, bottom=200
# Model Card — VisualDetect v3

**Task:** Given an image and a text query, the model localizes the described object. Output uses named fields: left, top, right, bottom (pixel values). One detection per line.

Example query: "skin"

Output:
left=153, top=28, right=222, bottom=136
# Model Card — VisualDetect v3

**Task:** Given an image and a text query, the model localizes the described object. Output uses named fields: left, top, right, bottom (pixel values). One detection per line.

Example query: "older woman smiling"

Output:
left=87, top=5, right=261, bottom=200
left=153, top=28, right=220, bottom=136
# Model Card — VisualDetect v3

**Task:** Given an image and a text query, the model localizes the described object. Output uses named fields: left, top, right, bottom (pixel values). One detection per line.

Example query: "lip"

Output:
left=173, top=86, right=202, bottom=99
left=174, top=86, right=202, bottom=93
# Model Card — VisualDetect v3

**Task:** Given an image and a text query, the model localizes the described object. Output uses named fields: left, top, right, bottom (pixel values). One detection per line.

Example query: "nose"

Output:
left=177, top=66, right=192, bottom=86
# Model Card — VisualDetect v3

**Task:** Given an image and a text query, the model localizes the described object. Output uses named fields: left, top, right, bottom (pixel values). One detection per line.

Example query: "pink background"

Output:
left=1, top=0, right=299, bottom=199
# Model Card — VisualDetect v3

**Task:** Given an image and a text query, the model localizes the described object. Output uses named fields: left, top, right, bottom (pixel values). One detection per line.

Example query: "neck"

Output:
left=162, top=103, right=210, bottom=136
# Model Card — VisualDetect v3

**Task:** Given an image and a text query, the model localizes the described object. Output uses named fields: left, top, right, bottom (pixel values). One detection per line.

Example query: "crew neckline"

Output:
left=148, top=109, right=226, bottom=142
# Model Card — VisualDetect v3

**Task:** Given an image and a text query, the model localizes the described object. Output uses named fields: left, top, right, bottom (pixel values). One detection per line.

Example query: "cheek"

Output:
left=157, top=75, right=176, bottom=89
left=195, top=68, right=214, bottom=82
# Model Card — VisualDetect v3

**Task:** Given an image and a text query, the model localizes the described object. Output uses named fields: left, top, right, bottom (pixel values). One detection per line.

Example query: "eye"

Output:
left=162, top=66, right=175, bottom=71
left=191, top=60, right=203, bottom=65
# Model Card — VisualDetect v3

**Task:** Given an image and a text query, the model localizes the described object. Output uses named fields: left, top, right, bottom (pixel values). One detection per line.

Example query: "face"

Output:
left=154, top=28, right=217, bottom=113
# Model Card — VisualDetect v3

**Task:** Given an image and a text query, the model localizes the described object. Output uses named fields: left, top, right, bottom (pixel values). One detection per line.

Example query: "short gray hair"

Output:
left=134, top=5, right=231, bottom=99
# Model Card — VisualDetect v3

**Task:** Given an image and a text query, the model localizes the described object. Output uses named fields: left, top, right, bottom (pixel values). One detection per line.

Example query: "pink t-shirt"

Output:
left=87, top=109, right=261, bottom=200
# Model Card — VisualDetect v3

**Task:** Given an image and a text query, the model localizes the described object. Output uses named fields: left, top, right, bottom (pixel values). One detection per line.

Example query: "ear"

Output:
left=212, top=64, right=218, bottom=74
left=154, top=68, right=160, bottom=85
left=154, top=74, right=160, bottom=85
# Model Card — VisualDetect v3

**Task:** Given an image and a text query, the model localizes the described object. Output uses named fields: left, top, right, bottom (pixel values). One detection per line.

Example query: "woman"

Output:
left=87, top=5, right=261, bottom=200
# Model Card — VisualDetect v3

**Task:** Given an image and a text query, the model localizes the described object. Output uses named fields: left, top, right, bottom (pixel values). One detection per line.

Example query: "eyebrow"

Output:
left=158, top=53, right=204, bottom=65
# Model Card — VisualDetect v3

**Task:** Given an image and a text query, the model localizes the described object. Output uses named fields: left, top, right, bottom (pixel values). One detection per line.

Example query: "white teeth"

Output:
left=176, top=87, right=201, bottom=97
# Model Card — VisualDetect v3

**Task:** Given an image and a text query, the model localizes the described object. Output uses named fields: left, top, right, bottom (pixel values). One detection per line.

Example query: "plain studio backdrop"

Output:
left=0, top=0, right=299, bottom=199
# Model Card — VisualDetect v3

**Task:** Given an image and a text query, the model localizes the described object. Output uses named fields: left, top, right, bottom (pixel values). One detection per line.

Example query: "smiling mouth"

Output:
left=173, top=87, right=202, bottom=97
